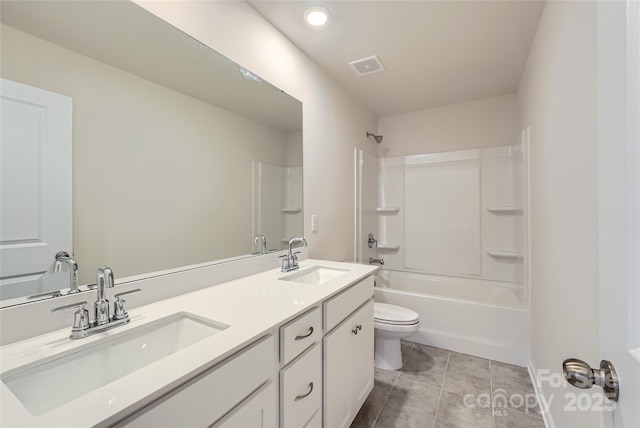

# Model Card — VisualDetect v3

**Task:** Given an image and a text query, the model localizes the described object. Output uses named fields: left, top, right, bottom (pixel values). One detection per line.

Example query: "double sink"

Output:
left=1, top=265, right=349, bottom=415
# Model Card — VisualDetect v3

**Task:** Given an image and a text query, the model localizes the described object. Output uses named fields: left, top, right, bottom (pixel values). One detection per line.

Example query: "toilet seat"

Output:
left=374, top=302, right=419, bottom=325
left=374, top=319, right=420, bottom=335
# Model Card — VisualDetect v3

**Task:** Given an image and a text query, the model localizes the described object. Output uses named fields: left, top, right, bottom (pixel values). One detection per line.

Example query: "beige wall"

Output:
left=287, top=131, right=303, bottom=167
left=136, top=1, right=378, bottom=263
left=378, top=94, right=520, bottom=157
left=518, top=1, right=600, bottom=427
left=1, top=23, right=291, bottom=284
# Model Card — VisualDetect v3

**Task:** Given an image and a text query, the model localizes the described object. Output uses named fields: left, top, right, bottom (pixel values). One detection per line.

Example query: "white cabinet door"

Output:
left=0, top=78, right=72, bottom=299
left=323, top=299, right=374, bottom=428
left=323, top=317, right=351, bottom=428
left=350, top=300, right=374, bottom=410
left=119, top=336, right=274, bottom=428
left=216, top=382, right=276, bottom=428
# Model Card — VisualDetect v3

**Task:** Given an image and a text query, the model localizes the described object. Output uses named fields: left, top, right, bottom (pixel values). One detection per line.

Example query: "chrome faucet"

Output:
left=53, top=251, right=80, bottom=294
left=369, top=258, right=384, bottom=265
left=281, top=237, right=307, bottom=272
left=51, top=266, right=141, bottom=339
left=254, top=235, right=267, bottom=255
left=95, top=266, right=114, bottom=325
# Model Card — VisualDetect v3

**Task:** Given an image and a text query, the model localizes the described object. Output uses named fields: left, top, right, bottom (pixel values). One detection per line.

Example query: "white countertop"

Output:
left=0, top=259, right=377, bottom=427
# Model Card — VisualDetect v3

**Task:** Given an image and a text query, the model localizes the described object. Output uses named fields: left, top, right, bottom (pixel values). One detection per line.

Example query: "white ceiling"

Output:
left=249, top=0, right=546, bottom=117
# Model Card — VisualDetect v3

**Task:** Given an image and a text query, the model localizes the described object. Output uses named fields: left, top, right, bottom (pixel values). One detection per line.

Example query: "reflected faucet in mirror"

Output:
left=53, top=252, right=79, bottom=294
left=254, top=235, right=267, bottom=255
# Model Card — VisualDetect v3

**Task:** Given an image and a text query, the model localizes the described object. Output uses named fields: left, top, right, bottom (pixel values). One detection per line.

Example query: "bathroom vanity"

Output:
left=0, top=260, right=376, bottom=428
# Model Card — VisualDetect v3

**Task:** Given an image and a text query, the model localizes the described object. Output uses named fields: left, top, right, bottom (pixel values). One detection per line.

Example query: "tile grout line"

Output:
left=430, top=351, right=451, bottom=428
left=490, top=360, right=497, bottom=428
left=504, top=405, right=546, bottom=422
left=370, top=342, right=413, bottom=428
left=371, top=372, right=401, bottom=427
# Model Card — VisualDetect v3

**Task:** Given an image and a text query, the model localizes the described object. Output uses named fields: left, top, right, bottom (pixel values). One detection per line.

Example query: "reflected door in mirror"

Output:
left=0, top=79, right=73, bottom=300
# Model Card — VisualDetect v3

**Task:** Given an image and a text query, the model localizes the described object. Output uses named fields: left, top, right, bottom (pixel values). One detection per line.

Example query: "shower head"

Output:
left=367, top=132, right=383, bottom=144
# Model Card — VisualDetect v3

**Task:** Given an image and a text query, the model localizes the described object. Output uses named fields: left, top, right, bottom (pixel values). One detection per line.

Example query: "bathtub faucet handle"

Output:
left=367, top=233, right=377, bottom=248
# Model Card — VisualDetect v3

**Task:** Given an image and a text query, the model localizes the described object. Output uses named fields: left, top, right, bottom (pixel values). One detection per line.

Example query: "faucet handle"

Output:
left=52, top=301, right=90, bottom=331
left=113, top=289, right=141, bottom=321
left=279, top=254, right=291, bottom=271
left=28, top=289, right=63, bottom=300
left=51, top=300, right=88, bottom=313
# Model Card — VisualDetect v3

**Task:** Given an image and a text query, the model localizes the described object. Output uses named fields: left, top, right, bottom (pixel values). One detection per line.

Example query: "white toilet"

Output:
left=373, top=302, right=420, bottom=370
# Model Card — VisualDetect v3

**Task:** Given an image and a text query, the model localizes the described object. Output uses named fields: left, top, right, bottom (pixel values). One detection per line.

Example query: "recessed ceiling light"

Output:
left=304, top=6, right=329, bottom=27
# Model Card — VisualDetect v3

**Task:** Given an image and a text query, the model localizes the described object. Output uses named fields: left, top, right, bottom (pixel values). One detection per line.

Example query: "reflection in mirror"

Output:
left=0, top=1, right=303, bottom=307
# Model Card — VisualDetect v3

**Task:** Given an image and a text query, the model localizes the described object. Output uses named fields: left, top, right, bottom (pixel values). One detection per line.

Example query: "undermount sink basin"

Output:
left=280, top=266, right=348, bottom=285
left=2, top=312, right=229, bottom=415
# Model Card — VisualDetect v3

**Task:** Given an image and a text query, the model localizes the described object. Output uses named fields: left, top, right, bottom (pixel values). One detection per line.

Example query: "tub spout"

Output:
left=369, top=258, right=384, bottom=265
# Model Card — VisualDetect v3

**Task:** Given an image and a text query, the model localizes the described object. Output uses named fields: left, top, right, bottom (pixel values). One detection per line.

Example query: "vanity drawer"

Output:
left=120, top=335, right=274, bottom=428
left=280, top=306, right=321, bottom=365
left=324, top=275, right=374, bottom=332
left=280, top=343, right=322, bottom=428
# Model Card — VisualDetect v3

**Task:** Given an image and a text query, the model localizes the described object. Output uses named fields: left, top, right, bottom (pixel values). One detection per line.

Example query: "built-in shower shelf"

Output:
left=281, top=208, right=302, bottom=214
left=376, top=207, right=400, bottom=214
left=487, top=250, right=524, bottom=260
left=377, top=244, right=400, bottom=251
left=486, top=206, right=524, bottom=215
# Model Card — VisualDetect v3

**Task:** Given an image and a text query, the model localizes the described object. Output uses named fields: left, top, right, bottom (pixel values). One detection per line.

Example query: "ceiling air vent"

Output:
left=348, top=55, right=385, bottom=76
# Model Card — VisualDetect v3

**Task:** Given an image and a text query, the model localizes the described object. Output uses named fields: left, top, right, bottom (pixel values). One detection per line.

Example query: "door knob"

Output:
left=562, top=358, right=619, bottom=401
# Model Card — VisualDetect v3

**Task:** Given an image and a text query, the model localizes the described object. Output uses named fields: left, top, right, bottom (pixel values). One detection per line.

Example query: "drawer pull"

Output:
left=295, top=326, right=314, bottom=340
left=294, top=382, right=314, bottom=401
left=352, top=324, right=362, bottom=335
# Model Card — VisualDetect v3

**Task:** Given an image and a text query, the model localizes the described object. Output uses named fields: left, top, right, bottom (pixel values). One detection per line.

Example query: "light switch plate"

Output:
left=311, top=214, right=319, bottom=232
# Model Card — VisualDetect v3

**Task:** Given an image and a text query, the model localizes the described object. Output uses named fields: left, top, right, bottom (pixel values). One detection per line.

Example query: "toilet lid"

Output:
left=374, top=302, right=419, bottom=325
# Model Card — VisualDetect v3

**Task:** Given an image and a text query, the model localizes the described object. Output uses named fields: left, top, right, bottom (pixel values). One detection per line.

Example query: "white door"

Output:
left=597, top=1, right=640, bottom=427
left=0, top=78, right=72, bottom=299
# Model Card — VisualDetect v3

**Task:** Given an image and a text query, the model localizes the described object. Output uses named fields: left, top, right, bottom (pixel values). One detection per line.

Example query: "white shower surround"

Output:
left=252, top=162, right=303, bottom=252
left=358, top=140, right=530, bottom=365
left=377, top=144, right=527, bottom=285
left=374, top=269, right=529, bottom=365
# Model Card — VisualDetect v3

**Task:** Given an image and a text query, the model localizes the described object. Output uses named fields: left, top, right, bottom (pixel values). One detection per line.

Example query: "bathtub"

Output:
left=374, top=269, right=529, bottom=366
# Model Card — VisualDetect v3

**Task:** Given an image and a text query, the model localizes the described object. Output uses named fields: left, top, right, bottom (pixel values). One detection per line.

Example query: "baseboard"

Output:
left=528, top=359, right=555, bottom=428
left=407, top=329, right=527, bottom=367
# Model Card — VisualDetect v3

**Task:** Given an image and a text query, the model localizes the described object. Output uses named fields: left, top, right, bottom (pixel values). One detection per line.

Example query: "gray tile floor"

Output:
left=351, top=341, right=546, bottom=428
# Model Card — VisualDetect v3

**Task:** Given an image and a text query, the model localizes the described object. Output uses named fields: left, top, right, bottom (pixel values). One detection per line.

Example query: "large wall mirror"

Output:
left=0, top=1, right=303, bottom=308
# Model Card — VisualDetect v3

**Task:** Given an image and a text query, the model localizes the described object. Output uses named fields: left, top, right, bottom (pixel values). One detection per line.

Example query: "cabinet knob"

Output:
left=352, top=324, right=362, bottom=335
